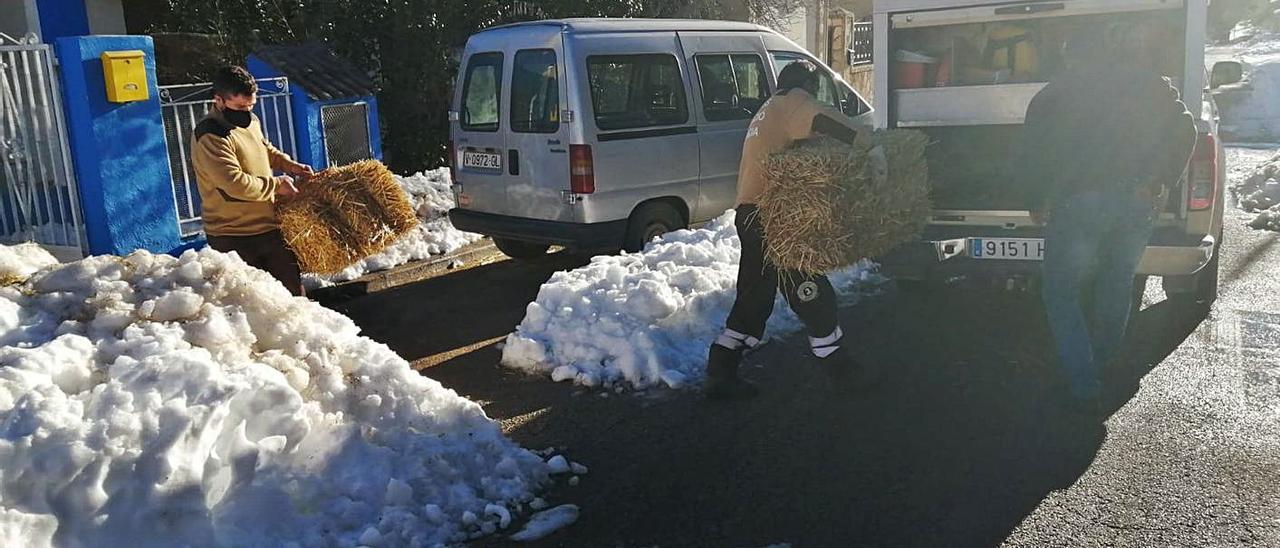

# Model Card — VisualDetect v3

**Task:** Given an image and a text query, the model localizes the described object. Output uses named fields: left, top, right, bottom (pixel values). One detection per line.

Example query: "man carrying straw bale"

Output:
left=192, top=66, right=316, bottom=296
left=706, top=61, right=875, bottom=401
left=1018, top=23, right=1196, bottom=418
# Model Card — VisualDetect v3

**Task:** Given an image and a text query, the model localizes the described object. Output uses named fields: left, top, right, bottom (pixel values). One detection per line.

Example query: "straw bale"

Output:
left=276, top=160, right=418, bottom=274
left=757, top=130, right=932, bottom=274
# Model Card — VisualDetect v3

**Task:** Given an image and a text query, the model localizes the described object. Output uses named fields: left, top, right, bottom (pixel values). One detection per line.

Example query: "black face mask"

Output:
left=223, top=108, right=252, bottom=128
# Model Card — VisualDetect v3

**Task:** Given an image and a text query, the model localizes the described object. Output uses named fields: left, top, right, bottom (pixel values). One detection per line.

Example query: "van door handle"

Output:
left=994, top=2, right=1063, bottom=15
left=509, top=150, right=519, bottom=175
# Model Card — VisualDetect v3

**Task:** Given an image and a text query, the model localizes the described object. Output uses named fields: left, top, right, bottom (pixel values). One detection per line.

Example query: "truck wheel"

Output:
left=1163, top=231, right=1222, bottom=308
left=493, top=238, right=550, bottom=260
left=623, top=202, right=684, bottom=253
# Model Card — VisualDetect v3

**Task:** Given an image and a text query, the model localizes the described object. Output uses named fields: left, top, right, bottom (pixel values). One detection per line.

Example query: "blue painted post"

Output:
left=34, top=0, right=90, bottom=41
left=54, top=35, right=184, bottom=256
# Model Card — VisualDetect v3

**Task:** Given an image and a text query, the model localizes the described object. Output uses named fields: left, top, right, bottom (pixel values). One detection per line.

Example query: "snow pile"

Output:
left=501, top=210, right=882, bottom=390
left=0, top=245, right=554, bottom=547
left=304, top=169, right=481, bottom=288
left=1230, top=150, right=1280, bottom=231
left=0, top=243, right=57, bottom=283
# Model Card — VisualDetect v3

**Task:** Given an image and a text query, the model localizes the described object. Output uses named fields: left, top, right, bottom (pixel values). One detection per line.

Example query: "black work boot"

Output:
left=704, top=345, right=759, bottom=401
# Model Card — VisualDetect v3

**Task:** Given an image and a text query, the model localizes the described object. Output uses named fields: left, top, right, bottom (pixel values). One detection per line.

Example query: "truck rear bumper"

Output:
left=880, top=230, right=1217, bottom=281
left=448, top=208, right=627, bottom=250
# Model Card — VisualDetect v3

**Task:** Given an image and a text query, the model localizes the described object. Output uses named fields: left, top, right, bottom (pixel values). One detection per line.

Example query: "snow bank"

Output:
left=501, top=210, right=881, bottom=390
left=304, top=169, right=481, bottom=288
left=1230, top=149, right=1280, bottom=231
left=0, top=245, right=553, bottom=547
left=0, top=243, right=57, bottom=283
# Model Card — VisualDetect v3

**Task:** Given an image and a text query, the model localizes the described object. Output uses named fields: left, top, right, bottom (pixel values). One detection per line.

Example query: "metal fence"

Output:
left=0, top=36, right=85, bottom=256
left=159, top=77, right=297, bottom=237
left=849, top=22, right=874, bottom=67
left=320, top=102, right=373, bottom=167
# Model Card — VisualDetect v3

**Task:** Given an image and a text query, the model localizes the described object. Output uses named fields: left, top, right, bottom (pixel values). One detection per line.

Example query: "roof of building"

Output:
left=252, top=43, right=376, bottom=101
left=483, top=18, right=773, bottom=35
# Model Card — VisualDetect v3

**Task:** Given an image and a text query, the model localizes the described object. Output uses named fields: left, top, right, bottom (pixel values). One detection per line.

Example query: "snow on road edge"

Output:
left=501, top=210, right=883, bottom=391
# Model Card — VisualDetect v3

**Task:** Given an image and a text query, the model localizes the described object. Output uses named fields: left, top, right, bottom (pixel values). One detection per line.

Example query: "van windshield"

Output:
left=461, top=52, right=502, bottom=132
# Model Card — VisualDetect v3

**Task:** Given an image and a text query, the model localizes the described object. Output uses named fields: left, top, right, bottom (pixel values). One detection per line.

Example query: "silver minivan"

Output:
left=447, top=18, right=872, bottom=259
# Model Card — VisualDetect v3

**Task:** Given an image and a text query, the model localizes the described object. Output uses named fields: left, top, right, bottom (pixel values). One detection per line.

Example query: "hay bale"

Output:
left=757, top=130, right=932, bottom=274
left=276, top=160, right=418, bottom=274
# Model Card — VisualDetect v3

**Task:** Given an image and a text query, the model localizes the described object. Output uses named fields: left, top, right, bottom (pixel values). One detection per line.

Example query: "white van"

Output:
left=447, top=18, right=872, bottom=259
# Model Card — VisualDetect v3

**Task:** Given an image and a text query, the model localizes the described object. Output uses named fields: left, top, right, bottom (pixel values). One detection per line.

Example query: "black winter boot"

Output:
left=704, top=345, right=759, bottom=401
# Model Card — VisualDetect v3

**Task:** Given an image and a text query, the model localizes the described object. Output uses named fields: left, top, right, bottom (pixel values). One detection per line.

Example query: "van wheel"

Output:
left=1163, top=231, right=1222, bottom=309
left=493, top=238, right=551, bottom=260
left=623, top=202, right=684, bottom=253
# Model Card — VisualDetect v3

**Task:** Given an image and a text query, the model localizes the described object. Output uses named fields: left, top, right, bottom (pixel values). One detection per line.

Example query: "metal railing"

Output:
left=848, top=22, right=874, bottom=67
left=159, top=77, right=297, bottom=237
left=0, top=36, right=85, bottom=256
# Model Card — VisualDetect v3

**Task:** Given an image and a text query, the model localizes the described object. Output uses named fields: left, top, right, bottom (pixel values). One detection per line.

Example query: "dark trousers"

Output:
left=711, top=205, right=840, bottom=368
left=206, top=229, right=305, bottom=296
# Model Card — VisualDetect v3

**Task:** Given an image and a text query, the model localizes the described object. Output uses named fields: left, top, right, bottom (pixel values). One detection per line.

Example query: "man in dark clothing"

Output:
left=1019, top=24, right=1198, bottom=414
left=705, top=61, right=873, bottom=401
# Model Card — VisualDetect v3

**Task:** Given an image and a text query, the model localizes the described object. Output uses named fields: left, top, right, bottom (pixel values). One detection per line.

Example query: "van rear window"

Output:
left=461, top=52, right=502, bottom=132
left=511, top=49, right=560, bottom=133
left=587, top=54, right=689, bottom=131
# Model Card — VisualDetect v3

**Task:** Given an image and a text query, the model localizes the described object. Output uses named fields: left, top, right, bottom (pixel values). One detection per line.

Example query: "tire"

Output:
left=623, top=202, right=685, bottom=253
left=492, top=238, right=550, bottom=260
left=1163, top=230, right=1222, bottom=308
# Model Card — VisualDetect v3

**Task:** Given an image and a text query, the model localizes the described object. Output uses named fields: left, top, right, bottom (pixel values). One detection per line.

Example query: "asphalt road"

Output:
left=330, top=167, right=1280, bottom=547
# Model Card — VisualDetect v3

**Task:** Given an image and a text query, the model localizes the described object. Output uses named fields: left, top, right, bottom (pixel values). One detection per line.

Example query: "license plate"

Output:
left=462, top=151, right=502, bottom=171
left=970, top=238, right=1044, bottom=261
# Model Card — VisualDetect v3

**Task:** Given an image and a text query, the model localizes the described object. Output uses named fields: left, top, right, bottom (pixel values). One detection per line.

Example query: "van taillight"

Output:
left=570, top=144, right=595, bottom=194
left=447, top=140, right=458, bottom=184
left=1188, top=133, right=1217, bottom=211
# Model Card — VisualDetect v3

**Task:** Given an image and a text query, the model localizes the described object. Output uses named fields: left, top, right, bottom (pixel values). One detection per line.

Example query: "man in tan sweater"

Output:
left=706, top=61, right=872, bottom=400
left=192, top=66, right=313, bottom=295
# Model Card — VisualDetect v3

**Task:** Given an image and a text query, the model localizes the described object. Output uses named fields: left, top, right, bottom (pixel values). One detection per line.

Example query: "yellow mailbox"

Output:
left=101, top=50, right=149, bottom=103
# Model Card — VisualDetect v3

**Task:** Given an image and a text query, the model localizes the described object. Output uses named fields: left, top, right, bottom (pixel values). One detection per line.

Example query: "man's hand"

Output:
left=274, top=175, right=299, bottom=197
left=289, top=163, right=315, bottom=177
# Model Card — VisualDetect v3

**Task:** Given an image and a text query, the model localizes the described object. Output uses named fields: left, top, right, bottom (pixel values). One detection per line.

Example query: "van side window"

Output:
left=695, top=54, right=770, bottom=122
left=511, top=49, right=559, bottom=133
left=461, top=52, right=503, bottom=132
left=587, top=54, right=689, bottom=131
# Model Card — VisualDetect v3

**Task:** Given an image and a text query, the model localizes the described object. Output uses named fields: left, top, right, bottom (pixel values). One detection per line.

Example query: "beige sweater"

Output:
left=191, top=110, right=300, bottom=236
left=736, top=89, right=859, bottom=205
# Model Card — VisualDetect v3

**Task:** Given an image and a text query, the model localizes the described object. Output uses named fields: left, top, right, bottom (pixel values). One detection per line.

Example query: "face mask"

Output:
left=223, top=108, right=252, bottom=128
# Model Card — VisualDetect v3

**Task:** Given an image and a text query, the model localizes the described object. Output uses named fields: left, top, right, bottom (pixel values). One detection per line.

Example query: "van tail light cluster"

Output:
left=1188, top=132, right=1218, bottom=212
left=446, top=140, right=458, bottom=184
left=570, top=144, right=596, bottom=194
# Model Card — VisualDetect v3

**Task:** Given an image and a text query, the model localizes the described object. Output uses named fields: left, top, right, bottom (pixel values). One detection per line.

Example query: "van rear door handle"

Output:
left=508, top=150, right=519, bottom=175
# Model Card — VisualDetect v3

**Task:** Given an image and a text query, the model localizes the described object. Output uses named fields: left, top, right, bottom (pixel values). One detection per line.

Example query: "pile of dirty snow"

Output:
left=304, top=169, right=481, bottom=288
left=0, top=244, right=563, bottom=546
left=1230, top=150, right=1280, bottom=231
left=502, top=210, right=881, bottom=390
